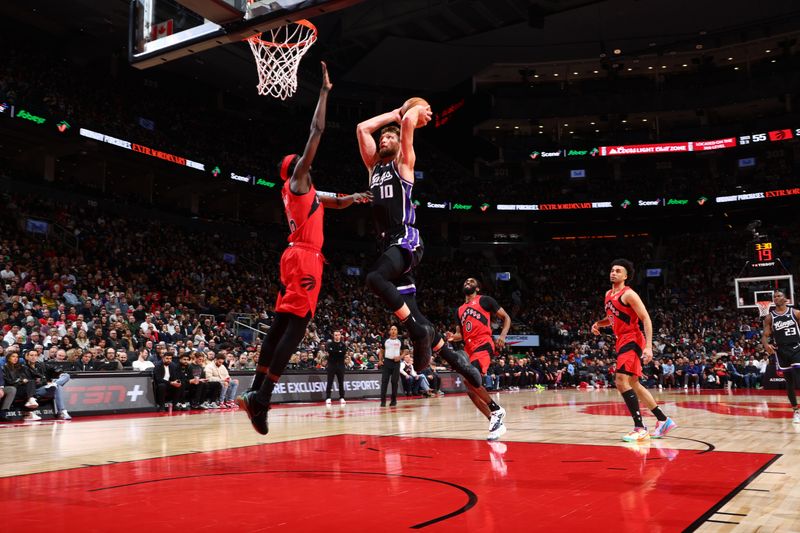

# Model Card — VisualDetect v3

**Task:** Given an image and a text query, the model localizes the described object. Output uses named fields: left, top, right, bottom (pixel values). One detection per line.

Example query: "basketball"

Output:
left=400, top=97, right=431, bottom=128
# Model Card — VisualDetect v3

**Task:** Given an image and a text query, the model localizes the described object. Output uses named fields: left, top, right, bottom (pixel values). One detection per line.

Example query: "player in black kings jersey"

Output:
left=762, top=290, right=800, bottom=424
left=356, top=106, right=486, bottom=394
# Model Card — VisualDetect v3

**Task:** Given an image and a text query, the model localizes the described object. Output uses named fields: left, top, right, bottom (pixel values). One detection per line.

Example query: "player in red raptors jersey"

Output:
left=591, top=259, right=676, bottom=442
left=239, top=63, right=370, bottom=435
left=447, top=278, right=511, bottom=440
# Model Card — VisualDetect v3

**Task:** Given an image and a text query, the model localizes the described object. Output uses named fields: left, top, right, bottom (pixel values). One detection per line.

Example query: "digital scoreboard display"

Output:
left=754, top=240, right=774, bottom=263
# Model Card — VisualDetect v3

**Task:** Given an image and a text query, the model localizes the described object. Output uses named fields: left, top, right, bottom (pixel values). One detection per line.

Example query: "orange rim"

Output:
left=245, top=19, right=317, bottom=49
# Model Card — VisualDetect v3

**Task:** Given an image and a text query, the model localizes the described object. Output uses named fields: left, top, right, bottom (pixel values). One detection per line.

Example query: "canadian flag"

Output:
left=151, top=19, right=174, bottom=41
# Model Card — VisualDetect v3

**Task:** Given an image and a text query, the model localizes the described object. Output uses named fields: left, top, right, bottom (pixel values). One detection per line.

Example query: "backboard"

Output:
left=129, top=0, right=363, bottom=69
left=734, top=274, right=794, bottom=310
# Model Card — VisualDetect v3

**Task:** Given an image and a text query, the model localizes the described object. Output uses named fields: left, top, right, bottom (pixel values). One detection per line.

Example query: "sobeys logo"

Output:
left=620, top=199, right=631, bottom=209
left=256, top=178, right=276, bottom=188
left=666, top=198, right=688, bottom=205
left=452, top=203, right=472, bottom=210
left=697, top=196, right=708, bottom=205
left=529, top=151, right=540, bottom=160
left=16, top=109, right=46, bottom=125
left=480, top=203, right=490, bottom=212
left=590, top=147, right=599, bottom=157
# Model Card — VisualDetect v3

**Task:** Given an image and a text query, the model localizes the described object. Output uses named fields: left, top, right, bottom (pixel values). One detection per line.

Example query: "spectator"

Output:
left=98, top=348, right=123, bottom=371
left=194, top=352, right=220, bottom=408
left=74, top=351, right=96, bottom=372
left=153, top=352, right=181, bottom=412
left=0, top=361, right=16, bottom=412
left=661, top=359, right=676, bottom=389
left=400, top=354, right=433, bottom=397
left=2, top=352, right=37, bottom=414
left=24, top=349, right=71, bottom=420
left=743, top=357, right=761, bottom=389
left=205, top=353, right=238, bottom=408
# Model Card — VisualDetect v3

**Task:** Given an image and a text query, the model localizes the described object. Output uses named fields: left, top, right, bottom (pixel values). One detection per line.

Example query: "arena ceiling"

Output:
left=3, top=0, right=800, bottom=95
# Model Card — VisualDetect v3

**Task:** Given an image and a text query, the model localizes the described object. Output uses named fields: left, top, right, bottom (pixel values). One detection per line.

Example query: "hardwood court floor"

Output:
left=0, top=388, right=798, bottom=532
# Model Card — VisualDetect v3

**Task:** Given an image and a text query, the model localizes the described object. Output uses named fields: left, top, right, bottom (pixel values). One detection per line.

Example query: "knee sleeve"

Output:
left=439, top=348, right=482, bottom=388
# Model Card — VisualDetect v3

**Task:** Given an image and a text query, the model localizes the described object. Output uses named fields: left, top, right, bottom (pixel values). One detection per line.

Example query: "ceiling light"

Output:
left=595, top=129, right=600, bottom=133
left=765, top=49, right=771, bottom=53
left=563, top=124, right=568, bottom=127
left=621, top=119, right=627, bottom=123
left=682, top=64, right=688, bottom=67
left=538, top=124, right=544, bottom=128
left=533, top=74, right=539, bottom=78
left=728, top=57, right=733, bottom=61
left=642, top=118, right=648, bottom=122
left=592, top=70, right=599, bottom=74
left=573, top=72, right=579, bottom=75
left=695, top=44, right=703, bottom=50
left=590, top=121, right=596, bottom=125
left=514, top=126, right=519, bottom=129
left=627, top=67, right=633, bottom=71
left=554, top=73, right=559, bottom=77
left=495, top=126, right=500, bottom=129
left=569, top=131, right=574, bottom=134
left=648, top=66, right=653, bottom=70
left=734, top=66, right=740, bottom=70
left=613, top=48, right=622, bottom=55
left=771, top=59, right=776, bottom=63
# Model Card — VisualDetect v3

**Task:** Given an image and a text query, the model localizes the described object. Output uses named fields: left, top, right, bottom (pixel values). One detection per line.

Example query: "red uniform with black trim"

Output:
left=275, top=180, right=324, bottom=318
left=604, top=286, right=645, bottom=377
left=457, top=295, right=500, bottom=374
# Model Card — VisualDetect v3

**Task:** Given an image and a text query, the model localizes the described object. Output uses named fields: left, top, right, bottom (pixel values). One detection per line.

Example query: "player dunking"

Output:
left=447, top=278, right=511, bottom=440
left=761, top=290, right=800, bottom=424
left=239, top=63, right=370, bottom=435
left=591, top=259, right=676, bottom=442
left=356, top=104, right=493, bottom=421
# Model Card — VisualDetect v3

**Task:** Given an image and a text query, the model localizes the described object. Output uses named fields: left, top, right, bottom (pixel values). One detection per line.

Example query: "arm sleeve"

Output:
left=479, top=296, right=501, bottom=313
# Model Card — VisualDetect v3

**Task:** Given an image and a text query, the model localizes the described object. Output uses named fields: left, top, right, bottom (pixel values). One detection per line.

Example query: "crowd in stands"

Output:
left=1, top=180, right=796, bottom=420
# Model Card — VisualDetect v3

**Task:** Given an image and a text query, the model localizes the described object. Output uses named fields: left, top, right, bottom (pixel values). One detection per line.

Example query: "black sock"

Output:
left=621, top=389, right=644, bottom=427
left=488, top=400, right=501, bottom=412
left=256, top=379, right=275, bottom=407
left=651, top=406, right=667, bottom=422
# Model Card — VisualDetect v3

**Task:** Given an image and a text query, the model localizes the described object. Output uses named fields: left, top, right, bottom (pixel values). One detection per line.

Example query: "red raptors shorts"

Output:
left=275, top=245, right=324, bottom=318
left=615, top=335, right=644, bottom=378
left=466, top=338, right=495, bottom=375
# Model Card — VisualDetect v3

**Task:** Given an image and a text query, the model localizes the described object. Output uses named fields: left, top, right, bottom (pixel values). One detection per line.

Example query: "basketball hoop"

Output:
left=246, top=19, right=317, bottom=100
left=756, top=300, right=772, bottom=317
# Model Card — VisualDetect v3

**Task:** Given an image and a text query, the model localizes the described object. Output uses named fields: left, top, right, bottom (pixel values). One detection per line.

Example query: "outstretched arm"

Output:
left=291, top=61, right=332, bottom=194
left=356, top=108, right=402, bottom=170
left=318, top=191, right=373, bottom=210
left=397, top=105, right=431, bottom=183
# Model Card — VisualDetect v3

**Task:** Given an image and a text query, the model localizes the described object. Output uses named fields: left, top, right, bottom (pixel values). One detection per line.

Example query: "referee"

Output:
left=380, top=325, right=406, bottom=407
left=325, top=330, right=347, bottom=405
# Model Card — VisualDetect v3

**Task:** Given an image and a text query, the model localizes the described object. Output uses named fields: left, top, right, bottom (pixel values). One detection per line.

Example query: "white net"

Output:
left=246, top=20, right=317, bottom=100
left=756, top=301, right=772, bottom=317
